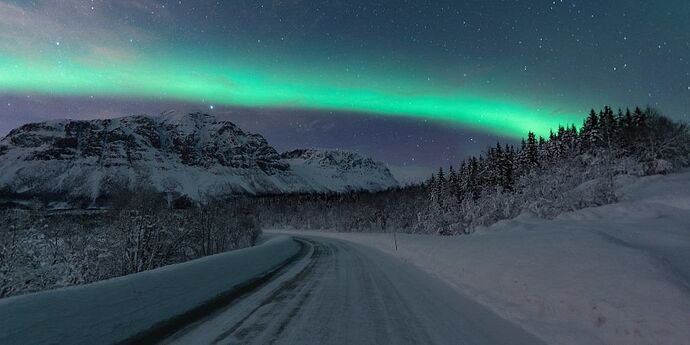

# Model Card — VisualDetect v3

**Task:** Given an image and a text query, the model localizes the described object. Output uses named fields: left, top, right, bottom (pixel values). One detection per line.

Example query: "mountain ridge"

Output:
left=0, top=112, right=398, bottom=207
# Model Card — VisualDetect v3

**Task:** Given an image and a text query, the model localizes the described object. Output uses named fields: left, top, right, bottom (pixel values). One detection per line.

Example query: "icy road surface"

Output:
left=160, top=236, right=544, bottom=345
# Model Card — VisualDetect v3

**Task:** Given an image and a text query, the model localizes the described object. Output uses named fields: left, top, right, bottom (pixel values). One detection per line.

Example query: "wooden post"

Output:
left=393, top=230, right=398, bottom=251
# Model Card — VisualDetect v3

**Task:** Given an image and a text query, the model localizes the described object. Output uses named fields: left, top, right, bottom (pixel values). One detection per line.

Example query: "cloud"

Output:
left=0, top=1, right=151, bottom=63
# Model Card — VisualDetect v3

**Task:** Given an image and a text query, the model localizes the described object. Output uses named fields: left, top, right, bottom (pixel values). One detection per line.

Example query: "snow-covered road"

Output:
left=159, top=236, right=544, bottom=345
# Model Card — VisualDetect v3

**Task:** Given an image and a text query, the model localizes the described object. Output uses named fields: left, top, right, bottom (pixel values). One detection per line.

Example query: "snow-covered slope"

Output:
left=274, top=170, right=690, bottom=345
left=0, top=113, right=398, bottom=204
left=0, top=236, right=300, bottom=345
left=281, top=149, right=398, bottom=192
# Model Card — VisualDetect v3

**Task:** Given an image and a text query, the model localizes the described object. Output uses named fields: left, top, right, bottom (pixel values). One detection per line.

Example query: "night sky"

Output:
left=1, top=0, right=688, bottom=174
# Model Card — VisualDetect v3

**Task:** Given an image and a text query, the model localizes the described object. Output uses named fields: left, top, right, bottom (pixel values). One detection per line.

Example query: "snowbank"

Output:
left=275, top=171, right=690, bottom=345
left=0, top=236, right=301, bottom=345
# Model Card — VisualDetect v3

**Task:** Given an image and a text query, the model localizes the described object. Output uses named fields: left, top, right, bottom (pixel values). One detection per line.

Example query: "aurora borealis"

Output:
left=0, top=52, right=580, bottom=137
left=1, top=0, right=689, bottom=168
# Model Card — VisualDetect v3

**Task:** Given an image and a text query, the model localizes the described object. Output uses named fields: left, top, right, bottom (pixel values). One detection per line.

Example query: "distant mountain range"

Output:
left=0, top=112, right=398, bottom=207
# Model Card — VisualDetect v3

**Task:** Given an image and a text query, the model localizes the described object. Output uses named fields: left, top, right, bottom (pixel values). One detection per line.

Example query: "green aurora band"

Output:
left=0, top=53, right=583, bottom=138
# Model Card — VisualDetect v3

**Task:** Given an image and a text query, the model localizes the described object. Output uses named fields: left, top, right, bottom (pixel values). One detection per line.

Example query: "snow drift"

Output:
left=0, top=236, right=301, bottom=345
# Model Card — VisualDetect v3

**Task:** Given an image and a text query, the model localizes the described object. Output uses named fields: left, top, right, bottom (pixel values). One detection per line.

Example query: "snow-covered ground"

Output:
left=275, top=170, right=690, bottom=345
left=0, top=236, right=300, bottom=345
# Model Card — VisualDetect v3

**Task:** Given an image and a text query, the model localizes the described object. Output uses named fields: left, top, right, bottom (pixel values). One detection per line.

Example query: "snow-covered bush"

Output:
left=0, top=200, right=260, bottom=298
left=643, top=159, right=674, bottom=175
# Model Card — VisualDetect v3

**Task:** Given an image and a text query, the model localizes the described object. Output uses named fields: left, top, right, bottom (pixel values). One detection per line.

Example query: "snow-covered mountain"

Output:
left=281, top=149, right=398, bottom=193
left=0, top=113, right=398, bottom=205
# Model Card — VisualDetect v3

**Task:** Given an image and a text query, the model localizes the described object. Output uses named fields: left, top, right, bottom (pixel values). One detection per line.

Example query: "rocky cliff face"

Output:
left=0, top=113, right=398, bottom=206
left=2, top=113, right=288, bottom=171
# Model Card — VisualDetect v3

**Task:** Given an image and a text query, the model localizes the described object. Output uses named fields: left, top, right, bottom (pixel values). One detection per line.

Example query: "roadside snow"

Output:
left=0, top=236, right=300, bottom=345
left=274, top=171, right=690, bottom=345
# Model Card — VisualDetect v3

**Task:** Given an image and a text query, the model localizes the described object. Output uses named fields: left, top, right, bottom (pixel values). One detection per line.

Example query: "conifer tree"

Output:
left=624, top=108, right=634, bottom=129
left=457, top=161, right=467, bottom=201
left=581, top=109, right=601, bottom=150
left=502, top=144, right=516, bottom=191
left=633, top=107, right=646, bottom=128
left=525, top=131, right=539, bottom=169
left=467, top=157, right=480, bottom=200
left=436, top=167, right=446, bottom=205
left=447, top=165, right=458, bottom=200
left=599, top=106, right=616, bottom=146
left=428, top=173, right=437, bottom=204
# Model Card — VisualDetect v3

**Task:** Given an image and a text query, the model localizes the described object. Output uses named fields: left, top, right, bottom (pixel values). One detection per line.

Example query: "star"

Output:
left=0, top=0, right=687, bottom=170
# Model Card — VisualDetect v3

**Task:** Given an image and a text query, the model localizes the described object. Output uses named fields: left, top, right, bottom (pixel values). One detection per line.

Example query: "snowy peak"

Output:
left=0, top=113, right=288, bottom=172
left=0, top=113, right=398, bottom=205
left=281, top=149, right=398, bottom=193
left=282, top=149, right=381, bottom=170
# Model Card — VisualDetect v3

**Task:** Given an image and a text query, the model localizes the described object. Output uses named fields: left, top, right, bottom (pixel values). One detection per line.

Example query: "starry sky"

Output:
left=0, top=0, right=689, bottom=174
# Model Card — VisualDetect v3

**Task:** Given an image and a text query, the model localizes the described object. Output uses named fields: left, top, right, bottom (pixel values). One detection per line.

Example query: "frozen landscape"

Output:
left=1, top=1, right=689, bottom=343
left=1, top=107, right=689, bottom=345
left=2, top=170, right=689, bottom=345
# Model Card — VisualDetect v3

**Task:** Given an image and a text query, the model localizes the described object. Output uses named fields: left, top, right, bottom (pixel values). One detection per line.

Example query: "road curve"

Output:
left=159, top=235, right=545, bottom=345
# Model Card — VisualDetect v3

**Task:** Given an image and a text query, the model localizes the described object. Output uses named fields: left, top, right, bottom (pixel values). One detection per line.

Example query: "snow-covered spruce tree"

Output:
left=580, top=109, right=601, bottom=151
left=447, top=166, right=459, bottom=200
